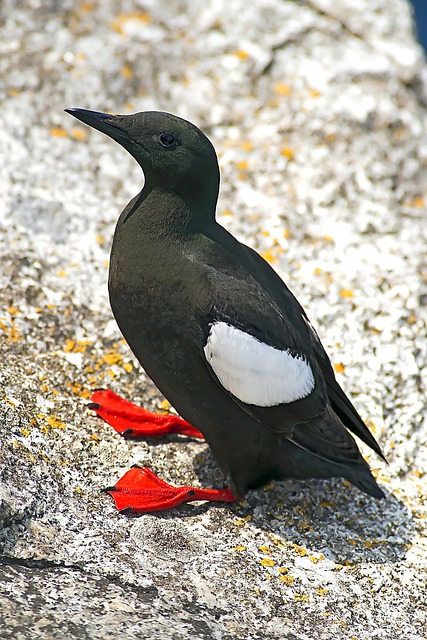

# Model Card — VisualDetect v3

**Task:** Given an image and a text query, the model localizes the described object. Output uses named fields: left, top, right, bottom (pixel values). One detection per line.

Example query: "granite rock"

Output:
left=0, top=1, right=426, bottom=638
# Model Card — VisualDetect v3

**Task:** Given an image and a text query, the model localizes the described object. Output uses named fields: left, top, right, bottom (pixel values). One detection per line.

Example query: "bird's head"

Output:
left=65, top=108, right=220, bottom=208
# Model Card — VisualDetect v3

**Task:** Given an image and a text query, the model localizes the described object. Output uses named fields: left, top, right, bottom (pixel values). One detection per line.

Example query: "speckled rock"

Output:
left=0, top=1, right=426, bottom=638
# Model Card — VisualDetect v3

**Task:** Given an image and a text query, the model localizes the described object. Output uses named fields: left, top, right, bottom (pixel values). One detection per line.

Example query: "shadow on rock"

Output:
left=138, top=446, right=415, bottom=567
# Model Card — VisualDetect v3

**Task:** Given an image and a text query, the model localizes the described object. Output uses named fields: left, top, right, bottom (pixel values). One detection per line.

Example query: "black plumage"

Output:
left=66, top=108, right=385, bottom=507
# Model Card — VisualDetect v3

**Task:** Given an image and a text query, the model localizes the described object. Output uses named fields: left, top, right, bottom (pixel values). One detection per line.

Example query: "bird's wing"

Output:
left=193, top=224, right=384, bottom=458
left=193, top=235, right=328, bottom=435
left=202, top=297, right=326, bottom=436
left=303, top=320, right=387, bottom=460
left=289, top=406, right=385, bottom=499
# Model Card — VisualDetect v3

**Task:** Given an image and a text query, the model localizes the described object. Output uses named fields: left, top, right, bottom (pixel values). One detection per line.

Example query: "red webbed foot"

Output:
left=103, top=467, right=238, bottom=513
left=88, top=389, right=204, bottom=439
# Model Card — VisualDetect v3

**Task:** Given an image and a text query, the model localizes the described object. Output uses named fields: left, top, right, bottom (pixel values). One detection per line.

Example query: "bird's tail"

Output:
left=280, top=406, right=385, bottom=499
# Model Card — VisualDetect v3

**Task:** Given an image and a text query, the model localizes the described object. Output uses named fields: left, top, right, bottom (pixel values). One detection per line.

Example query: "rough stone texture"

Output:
left=1, top=1, right=426, bottom=638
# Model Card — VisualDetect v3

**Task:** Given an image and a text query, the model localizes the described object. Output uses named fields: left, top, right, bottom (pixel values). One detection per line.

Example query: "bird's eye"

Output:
left=159, top=132, right=176, bottom=147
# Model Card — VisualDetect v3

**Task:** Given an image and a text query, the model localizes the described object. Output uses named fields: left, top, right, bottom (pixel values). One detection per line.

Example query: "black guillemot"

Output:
left=66, top=108, right=386, bottom=513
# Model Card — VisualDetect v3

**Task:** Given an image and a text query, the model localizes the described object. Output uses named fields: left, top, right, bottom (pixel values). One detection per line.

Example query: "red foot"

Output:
left=104, top=467, right=238, bottom=513
left=88, top=389, right=204, bottom=439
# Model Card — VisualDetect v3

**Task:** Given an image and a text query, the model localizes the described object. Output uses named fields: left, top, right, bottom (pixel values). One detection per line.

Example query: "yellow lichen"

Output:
left=339, top=289, right=354, bottom=298
left=268, top=534, right=284, bottom=548
left=294, top=593, right=309, bottom=602
left=274, top=83, right=292, bottom=96
left=293, top=545, right=307, bottom=556
left=71, top=128, right=87, bottom=141
left=259, top=545, right=272, bottom=554
left=260, top=558, right=275, bottom=567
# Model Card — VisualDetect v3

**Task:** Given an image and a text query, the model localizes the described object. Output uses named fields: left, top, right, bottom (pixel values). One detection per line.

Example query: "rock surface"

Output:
left=1, top=1, right=426, bottom=638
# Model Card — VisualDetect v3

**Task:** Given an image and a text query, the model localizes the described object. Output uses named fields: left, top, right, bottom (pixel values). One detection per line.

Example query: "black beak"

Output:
left=65, top=108, right=131, bottom=144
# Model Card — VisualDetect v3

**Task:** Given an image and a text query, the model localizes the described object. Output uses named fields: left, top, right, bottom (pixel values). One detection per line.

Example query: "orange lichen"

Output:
left=66, top=382, right=91, bottom=399
left=404, top=196, right=425, bottom=208
left=333, top=363, right=345, bottom=374
left=121, top=64, right=133, bottom=79
left=260, top=249, right=278, bottom=264
left=280, top=147, right=294, bottom=160
left=47, top=415, right=67, bottom=429
left=103, top=350, right=123, bottom=366
left=111, top=11, right=151, bottom=34
left=234, top=49, right=249, bottom=60
left=50, top=127, right=68, bottom=137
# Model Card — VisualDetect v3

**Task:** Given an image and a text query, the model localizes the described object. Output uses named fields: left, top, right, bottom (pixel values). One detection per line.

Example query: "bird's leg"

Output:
left=88, top=389, right=204, bottom=439
left=103, top=466, right=238, bottom=513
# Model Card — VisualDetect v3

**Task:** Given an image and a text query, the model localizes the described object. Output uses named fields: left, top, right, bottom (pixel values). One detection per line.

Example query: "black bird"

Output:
left=66, top=108, right=386, bottom=513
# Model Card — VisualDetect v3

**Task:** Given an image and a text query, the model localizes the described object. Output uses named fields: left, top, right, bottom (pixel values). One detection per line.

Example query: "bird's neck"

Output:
left=117, top=184, right=217, bottom=237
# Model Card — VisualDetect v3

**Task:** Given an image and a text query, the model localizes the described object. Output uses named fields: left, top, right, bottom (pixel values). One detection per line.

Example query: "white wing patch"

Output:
left=203, top=322, right=315, bottom=407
